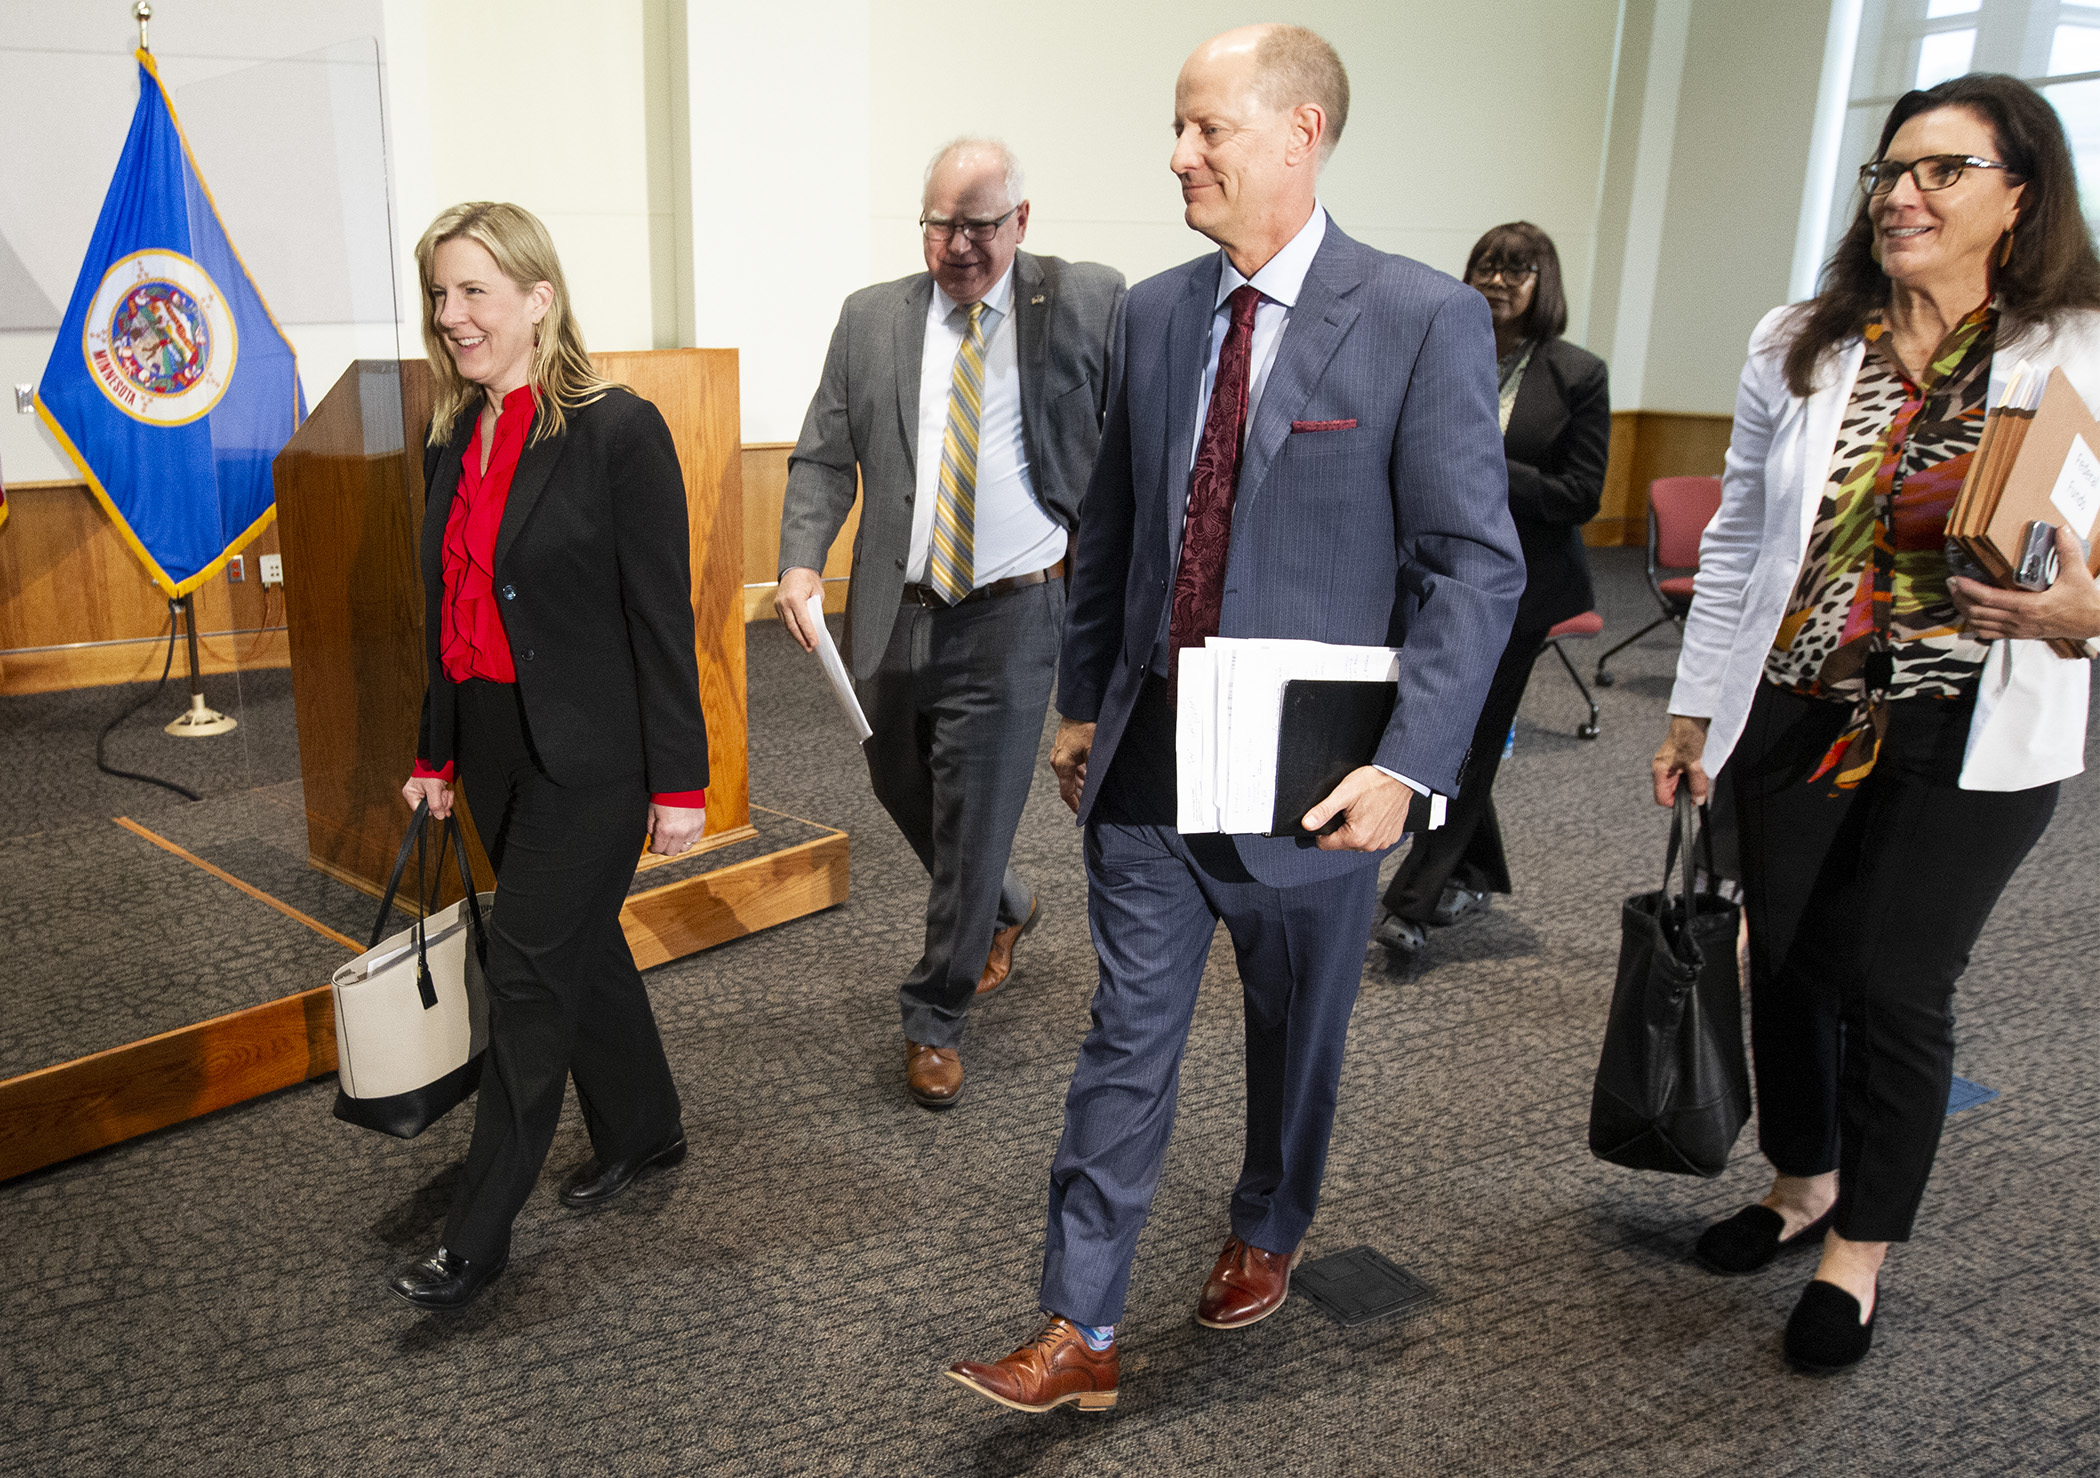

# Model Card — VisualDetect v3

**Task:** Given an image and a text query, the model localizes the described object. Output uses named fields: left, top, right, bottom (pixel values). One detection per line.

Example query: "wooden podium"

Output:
left=272, top=352, right=845, bottom=965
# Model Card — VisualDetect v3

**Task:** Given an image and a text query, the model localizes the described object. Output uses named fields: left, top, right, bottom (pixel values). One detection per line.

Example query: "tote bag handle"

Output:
left=367, top=801, right=490, bottom=1009
left=1657, top=789, right=1716, bottom=967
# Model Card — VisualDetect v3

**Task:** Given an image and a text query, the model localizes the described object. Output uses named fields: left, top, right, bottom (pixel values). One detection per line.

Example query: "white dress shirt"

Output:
left=1188, top=203, right=1329, bottom=472
left=908, top=264, right=1066, bottom=587
left=1180, top=203, right=1429, bottom=802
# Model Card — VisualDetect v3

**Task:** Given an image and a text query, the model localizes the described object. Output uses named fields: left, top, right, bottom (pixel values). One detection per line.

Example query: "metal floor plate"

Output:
left=1294, top=1246, right=1434, bottom=1328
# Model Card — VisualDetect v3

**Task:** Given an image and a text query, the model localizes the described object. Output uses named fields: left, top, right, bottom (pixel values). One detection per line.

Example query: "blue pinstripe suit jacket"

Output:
left=1057, top=220, right=1525, bottom=888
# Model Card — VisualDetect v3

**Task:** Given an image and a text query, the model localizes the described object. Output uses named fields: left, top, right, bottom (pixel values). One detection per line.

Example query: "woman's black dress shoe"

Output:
left=388, top=1245, right=507, bottom=1311
left=558, top=1128, right=687, bottom=1209
left=1784, top=1278, right=1876, bottom=1373
left=1692, top=1204, right=1835, bottom=1275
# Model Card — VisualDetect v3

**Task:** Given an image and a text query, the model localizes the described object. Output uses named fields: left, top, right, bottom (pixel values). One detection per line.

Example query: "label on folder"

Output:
left=2049, top=431, right=2100, bottom=539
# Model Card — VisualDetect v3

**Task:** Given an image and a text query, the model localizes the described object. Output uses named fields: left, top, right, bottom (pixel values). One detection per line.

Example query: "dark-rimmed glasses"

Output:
left=1469, top=262, right=1539, bottom=285
left=920, top=205, right=1021, bottom=243
left=1860, top=154, right=2019, bottom=196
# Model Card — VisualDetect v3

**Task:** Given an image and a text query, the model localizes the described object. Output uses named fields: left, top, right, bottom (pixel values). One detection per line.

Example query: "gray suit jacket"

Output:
left=779, top=250, right=1127, bottom=678
left=1058, top=220, right=1525, bottom=888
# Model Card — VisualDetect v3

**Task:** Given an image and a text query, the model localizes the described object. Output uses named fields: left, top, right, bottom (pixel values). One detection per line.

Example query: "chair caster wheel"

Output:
left=1577, top=724, right=1600, bottom=741
left=1594, top=671, right=1615, bottom=688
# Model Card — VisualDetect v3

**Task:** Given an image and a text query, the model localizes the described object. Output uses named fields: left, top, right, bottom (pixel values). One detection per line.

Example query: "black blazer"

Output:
left=417, top=386, right=709, bottom=794
left=1503, top=336, right=1610, bottom=630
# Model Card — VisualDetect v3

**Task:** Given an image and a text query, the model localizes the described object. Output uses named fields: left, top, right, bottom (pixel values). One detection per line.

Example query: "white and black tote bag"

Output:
left=331, top=801, right=492, bottom=1138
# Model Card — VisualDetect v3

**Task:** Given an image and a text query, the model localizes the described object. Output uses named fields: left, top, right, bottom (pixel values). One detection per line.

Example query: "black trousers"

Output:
left=442, top=680, right=682, bottom=1260
left=1729, top=680, right=2056, bottom=1242
left=1382, top=618, right=1552, bottom=919
left=856, top=580, right=1063, bottom=1048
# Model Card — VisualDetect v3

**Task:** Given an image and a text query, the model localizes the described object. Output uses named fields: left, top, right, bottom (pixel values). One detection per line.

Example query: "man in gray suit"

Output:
left=777, top=139, right=1125, bottom=1110
left=946, top=26, right=1524, bottom=1410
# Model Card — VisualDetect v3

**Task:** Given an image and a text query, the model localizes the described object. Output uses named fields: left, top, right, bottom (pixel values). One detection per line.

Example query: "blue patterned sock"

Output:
left=1075, top=1321, right=1115, bottom=1351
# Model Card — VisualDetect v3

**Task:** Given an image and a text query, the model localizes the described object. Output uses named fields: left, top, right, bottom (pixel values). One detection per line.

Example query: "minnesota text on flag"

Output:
left=33, top=49, right=303, bottom=597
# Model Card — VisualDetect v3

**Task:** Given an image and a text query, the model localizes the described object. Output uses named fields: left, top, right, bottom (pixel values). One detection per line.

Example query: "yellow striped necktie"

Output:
left=929, top=301, right=989, bottom=605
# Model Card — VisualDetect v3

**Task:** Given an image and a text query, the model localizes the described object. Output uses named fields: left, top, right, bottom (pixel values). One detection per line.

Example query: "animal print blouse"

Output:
left=1764, top=305, right=1993, bottom=707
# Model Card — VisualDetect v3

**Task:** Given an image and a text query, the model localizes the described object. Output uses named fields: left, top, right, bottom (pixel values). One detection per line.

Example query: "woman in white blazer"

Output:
left=1653, top=74, right=2100, bottom=1375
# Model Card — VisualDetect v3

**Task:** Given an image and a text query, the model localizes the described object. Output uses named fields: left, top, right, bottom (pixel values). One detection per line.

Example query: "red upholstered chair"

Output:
left=1594, top=475, right=1724, bottom=688
left=1533, top=609, right=1604, bottom=739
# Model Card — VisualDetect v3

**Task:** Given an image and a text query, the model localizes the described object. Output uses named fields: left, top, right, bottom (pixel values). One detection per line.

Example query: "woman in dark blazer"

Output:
left=1375, top=222, right=1610, bottom=957
left=391, top=201, right=710, bottom=1311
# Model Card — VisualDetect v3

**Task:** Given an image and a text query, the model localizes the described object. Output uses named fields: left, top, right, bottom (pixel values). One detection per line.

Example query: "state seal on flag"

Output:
left=81, top=249, right=239, bottom=426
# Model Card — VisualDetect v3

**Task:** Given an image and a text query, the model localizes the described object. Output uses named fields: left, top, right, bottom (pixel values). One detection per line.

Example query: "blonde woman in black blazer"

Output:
left=1375, top=222, right=1610, bottom=957
left=391, top=201, right=709, bottom=1311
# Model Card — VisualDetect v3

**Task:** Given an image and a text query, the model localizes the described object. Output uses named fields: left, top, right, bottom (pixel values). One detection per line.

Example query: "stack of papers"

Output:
left=1176, top=637, right=1424, bottom=835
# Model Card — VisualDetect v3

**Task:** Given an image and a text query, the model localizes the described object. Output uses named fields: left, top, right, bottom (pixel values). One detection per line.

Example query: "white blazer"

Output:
left=1669, top=304, right=2100, bottom=791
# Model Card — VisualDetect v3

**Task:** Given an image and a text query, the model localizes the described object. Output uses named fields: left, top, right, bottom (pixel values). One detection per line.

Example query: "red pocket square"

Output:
left=1291, top=418, right=1357, bottom=433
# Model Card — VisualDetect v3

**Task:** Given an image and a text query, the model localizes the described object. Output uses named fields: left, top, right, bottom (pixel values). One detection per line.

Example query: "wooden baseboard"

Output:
left=0, top=629, right=291, bottom=696
left=0, top=822, right=849, bottom=1183
left=1593, top=410, right=1733, bottom=547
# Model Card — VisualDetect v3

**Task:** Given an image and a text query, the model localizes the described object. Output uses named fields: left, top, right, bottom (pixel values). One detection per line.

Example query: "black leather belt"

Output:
left=900, top=559, right=1065, bottom=609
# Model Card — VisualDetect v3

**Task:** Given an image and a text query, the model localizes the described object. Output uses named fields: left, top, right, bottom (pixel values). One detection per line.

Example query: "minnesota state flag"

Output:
left=34, top=50, right=303, bottom=597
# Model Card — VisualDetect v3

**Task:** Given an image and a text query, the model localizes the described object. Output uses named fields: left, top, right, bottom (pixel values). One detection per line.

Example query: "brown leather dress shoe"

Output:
left=905, top=1040, right=963, bottom=1109
left=1196, top=1235, right=1305, bottom=1329
left=976, top=897, right=1041, bottom=996
left=946, top=1317, right=1119, bottom=1413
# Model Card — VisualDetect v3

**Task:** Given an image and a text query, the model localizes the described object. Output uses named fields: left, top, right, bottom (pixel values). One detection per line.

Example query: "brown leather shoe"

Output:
left=905, top=1040, right=963, bottom=1109
left=975, top=896, right=1041, bottom=996
left=1196, top=1235, right=1305, bottom=1329
left=946, top=1317, right=1119, bottom=1413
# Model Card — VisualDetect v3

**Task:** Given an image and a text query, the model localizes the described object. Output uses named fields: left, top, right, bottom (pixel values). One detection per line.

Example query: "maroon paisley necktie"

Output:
left=1170, top=284, right=1264, bottom=672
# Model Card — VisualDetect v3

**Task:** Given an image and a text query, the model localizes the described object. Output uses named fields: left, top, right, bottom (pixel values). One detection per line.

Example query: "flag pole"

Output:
left=127, top=3, right=233, bottom=742
left=164, top=593, right=238, bottom=737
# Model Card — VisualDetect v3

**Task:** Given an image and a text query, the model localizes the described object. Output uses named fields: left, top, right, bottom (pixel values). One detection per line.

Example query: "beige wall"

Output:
left=2, top=0, right=1850, bottom=489
left=1589, top=0, right=1835, bottom=416
left=383, top=0, right=659, bottom=358
left=1644, top=0, right=1831, bottom=413
left=673, top=0, right=1625, bottom=441
left=852, top=1, right=1624, bottom=437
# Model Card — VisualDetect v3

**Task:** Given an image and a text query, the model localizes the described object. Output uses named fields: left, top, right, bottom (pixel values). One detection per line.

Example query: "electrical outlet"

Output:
left=259, top=553, right=283, bottom=586
left=226, top=555, right=245, bottom=583
left=14, top=385, right=32, bottom=414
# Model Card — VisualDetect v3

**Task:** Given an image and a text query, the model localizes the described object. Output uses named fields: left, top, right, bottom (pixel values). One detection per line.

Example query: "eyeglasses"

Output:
left=1469, top=262, right=1539, bottom=285
left=1859, top=154, right=2020, bottom=195
left=920, top=205, right=1020, bottom=243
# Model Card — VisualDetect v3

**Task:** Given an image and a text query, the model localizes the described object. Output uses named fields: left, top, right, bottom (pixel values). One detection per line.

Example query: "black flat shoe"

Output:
left=1374, top=911, right=1427, bottom=958
left=388, top=1245, right=507, bottom=1312
left=1692, top=1204, right=1835, bottom=1276
left=1784, top=1278, right=1877, bottom=1374
left=558, top=1128, right=688, bottom=1209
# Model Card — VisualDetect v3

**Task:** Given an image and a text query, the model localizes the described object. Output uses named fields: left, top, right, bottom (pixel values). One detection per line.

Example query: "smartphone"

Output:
left=2014, top=520, right=2060, bottom=591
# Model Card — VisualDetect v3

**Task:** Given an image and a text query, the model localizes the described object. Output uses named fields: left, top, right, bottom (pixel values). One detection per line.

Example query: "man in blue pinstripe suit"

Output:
left=947, top=23, right=1524, bottom=1412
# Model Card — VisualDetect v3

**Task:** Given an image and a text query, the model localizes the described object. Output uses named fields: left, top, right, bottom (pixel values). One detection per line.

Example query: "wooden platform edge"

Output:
left=623, top=829, right=849, bottom=969
left=0, top=986, right=338, bottom=1184
left=0, top=826, right=851, bottom=1182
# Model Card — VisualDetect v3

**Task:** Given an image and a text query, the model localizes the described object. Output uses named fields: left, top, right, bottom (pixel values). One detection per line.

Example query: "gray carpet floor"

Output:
left=3, top=549, right=2097, bottom=1475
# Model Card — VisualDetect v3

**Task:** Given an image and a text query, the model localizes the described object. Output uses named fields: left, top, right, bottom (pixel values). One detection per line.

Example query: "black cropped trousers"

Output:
left=442, top=679, right=683, bottom=1261
left=1728, top=680, right=2055, bottom=1243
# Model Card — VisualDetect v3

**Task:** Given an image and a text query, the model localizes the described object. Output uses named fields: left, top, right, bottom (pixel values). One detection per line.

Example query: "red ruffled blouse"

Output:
left=413, top=385, right=703, bottom=811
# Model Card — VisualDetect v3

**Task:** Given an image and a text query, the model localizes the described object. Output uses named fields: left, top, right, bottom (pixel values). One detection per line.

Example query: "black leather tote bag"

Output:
left=1588, top=789, right=1750, bottom=1177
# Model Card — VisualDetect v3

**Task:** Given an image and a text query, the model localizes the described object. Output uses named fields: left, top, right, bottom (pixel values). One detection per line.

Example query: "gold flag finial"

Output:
left=134, top=1, right=152, bottom=52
